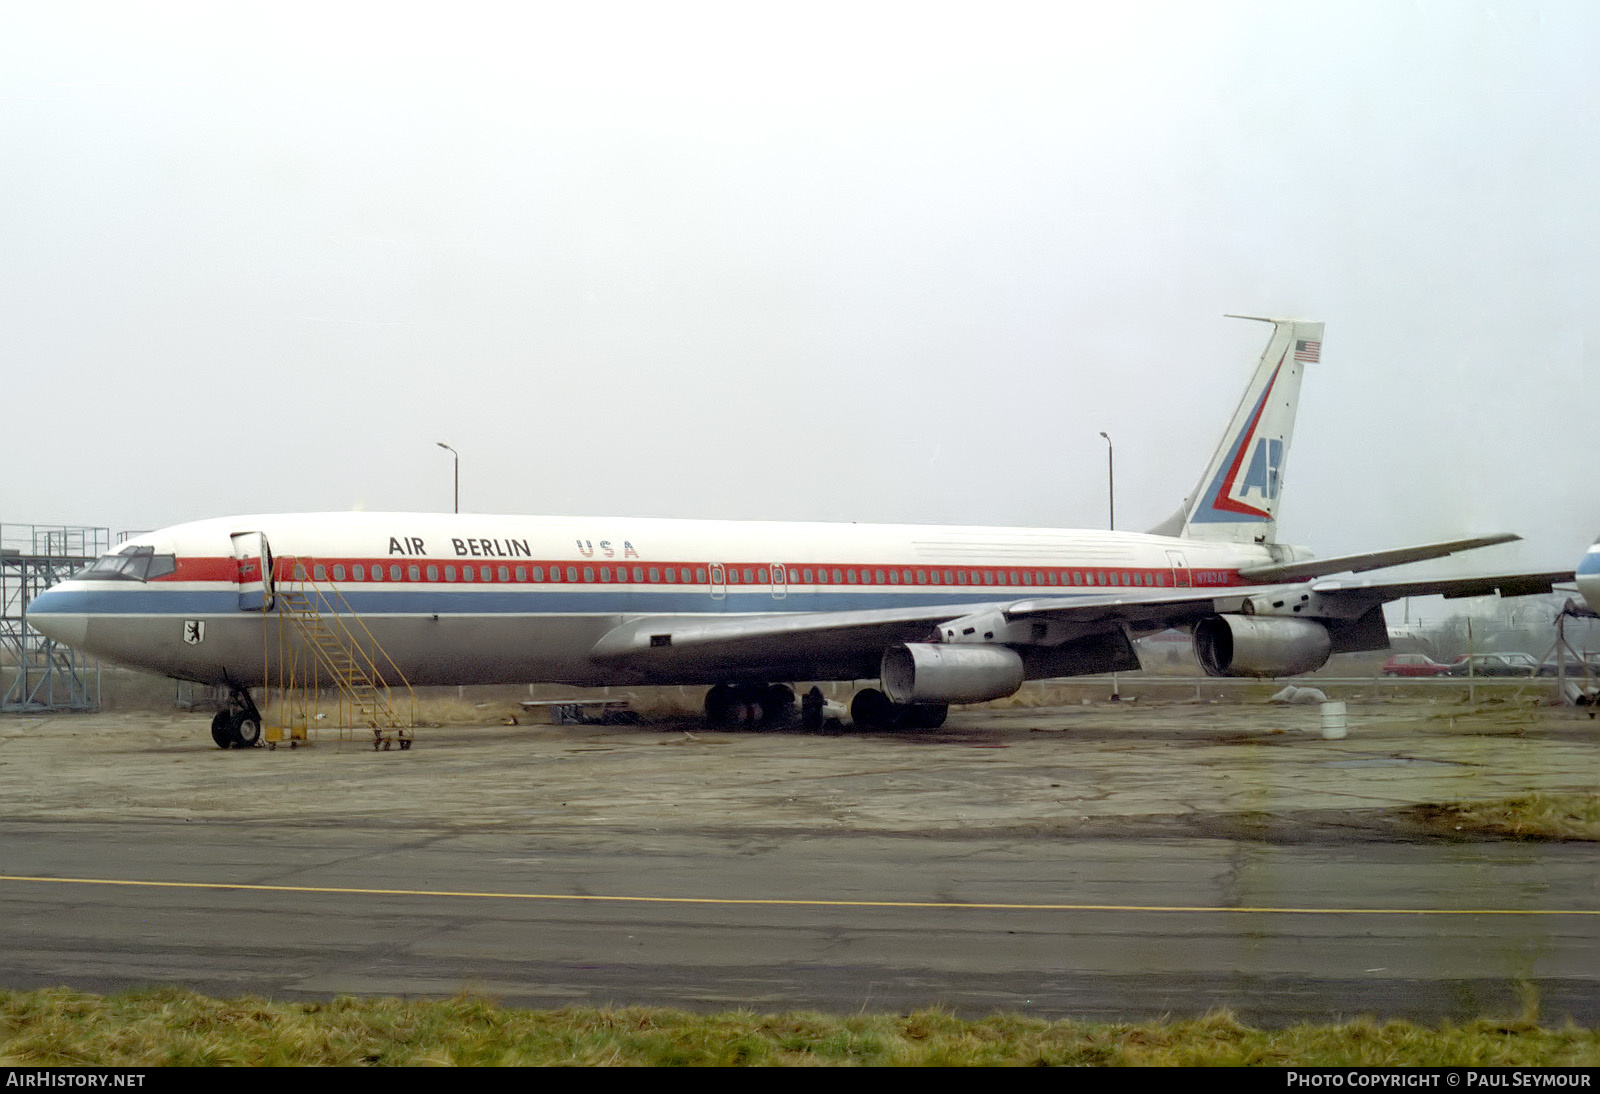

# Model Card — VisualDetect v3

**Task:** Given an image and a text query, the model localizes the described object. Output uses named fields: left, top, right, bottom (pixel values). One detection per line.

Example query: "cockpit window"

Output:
left=79, top=544, right=177, bottom=582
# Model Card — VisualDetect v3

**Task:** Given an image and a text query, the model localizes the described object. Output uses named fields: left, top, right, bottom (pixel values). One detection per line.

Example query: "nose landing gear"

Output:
left=211, top=689, right=264, bottom=749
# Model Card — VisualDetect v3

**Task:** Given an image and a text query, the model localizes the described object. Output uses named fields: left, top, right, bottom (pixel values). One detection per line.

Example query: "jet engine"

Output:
left=880, top=643, right=1025, bottom=704
left=1193, top=615, right=1332, bottom=678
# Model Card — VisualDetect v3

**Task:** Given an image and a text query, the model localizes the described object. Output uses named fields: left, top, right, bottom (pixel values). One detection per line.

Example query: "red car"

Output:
left=1381, top=654, right=1453, bottom=677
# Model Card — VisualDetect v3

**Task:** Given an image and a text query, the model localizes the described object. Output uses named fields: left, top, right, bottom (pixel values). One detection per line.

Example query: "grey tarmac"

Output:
left=0, top=692, right=1596, bottom=1024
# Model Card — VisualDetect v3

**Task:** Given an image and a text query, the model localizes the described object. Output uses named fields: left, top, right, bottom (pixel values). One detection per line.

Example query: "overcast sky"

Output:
left=4, top=1, right=1595, bottom=578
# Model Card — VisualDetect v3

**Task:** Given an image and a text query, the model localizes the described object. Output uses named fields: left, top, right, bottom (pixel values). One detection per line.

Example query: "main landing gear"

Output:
left=704, top=683, right=796, bottom=729
left=703, top=683, right=947, bottom=731
left=210, top=688, right=264, bottom=750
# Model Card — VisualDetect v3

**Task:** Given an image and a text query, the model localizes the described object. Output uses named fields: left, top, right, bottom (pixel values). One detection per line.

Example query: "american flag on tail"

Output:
left=1294, top=339, right=1321, bottom=362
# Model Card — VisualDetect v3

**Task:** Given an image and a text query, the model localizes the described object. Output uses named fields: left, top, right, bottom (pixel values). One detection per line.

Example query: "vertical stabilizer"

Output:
left=1148, top=316, right=1322, bottom=544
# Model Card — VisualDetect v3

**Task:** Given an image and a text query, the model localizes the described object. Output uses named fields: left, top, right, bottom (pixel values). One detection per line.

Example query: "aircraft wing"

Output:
left=587, top=567, right=1575, bottom=684
left=1305, top=569, right=1576, bottom=605
left=1236, top=534, right=1520, bottom=582
left=586, top=587, right=1254, bottom=683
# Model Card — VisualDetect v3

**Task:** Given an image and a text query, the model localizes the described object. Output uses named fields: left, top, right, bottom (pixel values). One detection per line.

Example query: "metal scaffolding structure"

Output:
left=1, top=522, right=110, bottom=712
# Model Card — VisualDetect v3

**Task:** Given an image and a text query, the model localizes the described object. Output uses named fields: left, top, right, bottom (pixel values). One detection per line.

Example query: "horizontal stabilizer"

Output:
left=1237, top=534, right=1520, bottom=582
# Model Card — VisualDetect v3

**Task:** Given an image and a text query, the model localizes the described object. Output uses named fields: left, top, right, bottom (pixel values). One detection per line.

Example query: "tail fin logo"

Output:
left=1199, top=355, right=1286, bottom=522
left=1240, top=437, right=1284, bottom=501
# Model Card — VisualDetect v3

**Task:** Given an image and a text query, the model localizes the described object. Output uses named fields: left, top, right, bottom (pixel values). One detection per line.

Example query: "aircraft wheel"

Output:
left=760, top=684, right=796, bottom=727
left=704, top=684, right=736, bottom=727
left=210, top=710, right=233, bottom=749
left=903, top=703, right=948, bottom=730
left=850, top=688, right=897, bottom=731
left=800, top=686, right=825, bottom=731
left=230, top=710, right=262, bottom=749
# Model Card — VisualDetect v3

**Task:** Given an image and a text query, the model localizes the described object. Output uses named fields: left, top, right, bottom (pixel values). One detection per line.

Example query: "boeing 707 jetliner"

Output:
left=26, top=318, right=1573, bottom=745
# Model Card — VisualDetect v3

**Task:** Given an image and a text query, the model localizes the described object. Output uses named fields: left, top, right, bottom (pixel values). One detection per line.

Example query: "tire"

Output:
left=704, top=684, right=736, bottom=728
left=850, top=688, right=897, bottom=731
left=800, top=686, right=825, bottom=731
left=230, top=709, right=262, bottom=749
left=211, top=710, right=233, bottom=749
left=760, top=684, right=796, bottom=727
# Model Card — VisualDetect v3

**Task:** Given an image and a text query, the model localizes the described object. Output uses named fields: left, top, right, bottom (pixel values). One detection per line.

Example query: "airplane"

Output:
left=24, top=317, right=1573, bottom=748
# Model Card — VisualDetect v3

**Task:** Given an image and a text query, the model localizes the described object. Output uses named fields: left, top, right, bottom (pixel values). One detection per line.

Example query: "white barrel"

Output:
left=1320, top=700, right=1348, bottom=739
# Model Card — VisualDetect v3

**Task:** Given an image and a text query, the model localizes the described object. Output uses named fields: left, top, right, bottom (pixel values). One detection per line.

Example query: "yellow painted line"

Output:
left=1, top=874, right=1595, bottom=916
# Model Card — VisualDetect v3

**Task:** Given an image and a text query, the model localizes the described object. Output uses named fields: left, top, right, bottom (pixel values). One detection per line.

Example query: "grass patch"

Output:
left=1414, top=792, right=1600, bottom=840
left=2, top=989, right=1597, bottom=1066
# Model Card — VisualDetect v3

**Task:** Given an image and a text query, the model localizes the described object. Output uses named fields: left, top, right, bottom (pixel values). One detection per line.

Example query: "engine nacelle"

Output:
left=880, top=643, right=1025, bottom=704
left=1193, top=615, right=1332, bottom=678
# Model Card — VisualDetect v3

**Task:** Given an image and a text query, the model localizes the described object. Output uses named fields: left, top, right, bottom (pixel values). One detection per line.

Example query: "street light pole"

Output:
left=1099, top=430, right=1120, bottom=702
left=436, top=443, right=458, bottom=514
left=1098, top=431, right=1114, bottom=531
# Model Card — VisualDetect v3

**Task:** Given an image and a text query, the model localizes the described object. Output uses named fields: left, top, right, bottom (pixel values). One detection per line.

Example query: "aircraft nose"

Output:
left=25, top=587, right=87, bottom=647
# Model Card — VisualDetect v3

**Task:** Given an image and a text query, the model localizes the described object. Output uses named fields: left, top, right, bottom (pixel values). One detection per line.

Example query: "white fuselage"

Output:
left=1578, top=540, right=1600, bottom=613
left=28, top=511, right=1275, bottom=689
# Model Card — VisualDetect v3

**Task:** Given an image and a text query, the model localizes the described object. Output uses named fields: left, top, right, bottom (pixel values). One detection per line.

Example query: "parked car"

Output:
left=1538, top=653, right=1600, bottom=677
left=1381, top=654, right=1453, bottom=677
left=1447, top=653, right=1539, bottom=677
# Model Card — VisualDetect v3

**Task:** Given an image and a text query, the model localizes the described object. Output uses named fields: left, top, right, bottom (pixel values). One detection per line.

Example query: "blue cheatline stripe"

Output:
left=29, top=586, right=1106, bottom=618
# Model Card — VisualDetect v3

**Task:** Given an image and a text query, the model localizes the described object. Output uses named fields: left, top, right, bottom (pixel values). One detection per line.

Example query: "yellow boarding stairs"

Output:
left=265, top=561, right=417, bottom=750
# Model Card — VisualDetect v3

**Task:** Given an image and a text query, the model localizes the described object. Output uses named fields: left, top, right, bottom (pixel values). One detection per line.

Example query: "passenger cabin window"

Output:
left=333, top=565, right=346, bottom=582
